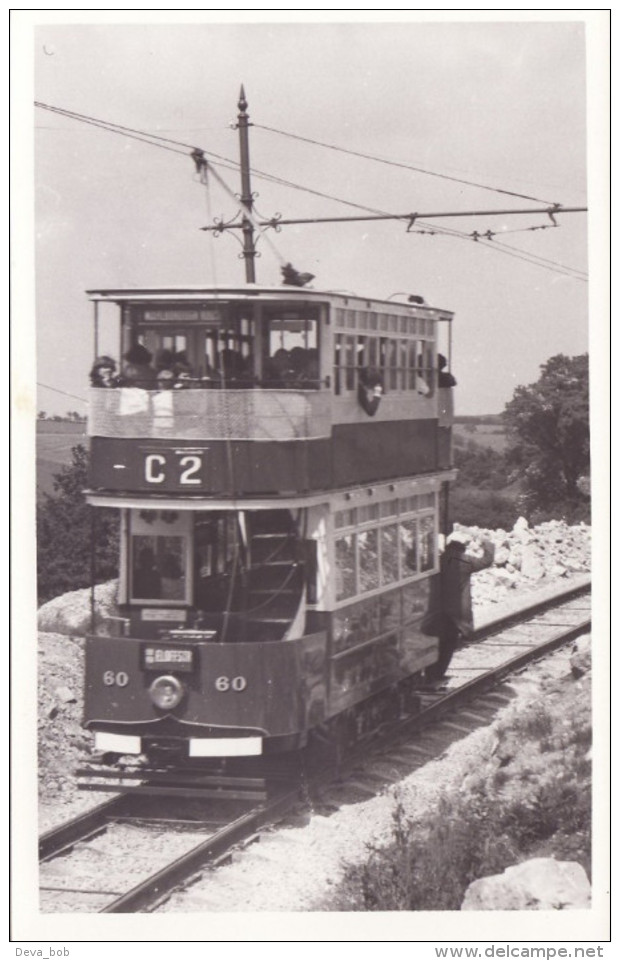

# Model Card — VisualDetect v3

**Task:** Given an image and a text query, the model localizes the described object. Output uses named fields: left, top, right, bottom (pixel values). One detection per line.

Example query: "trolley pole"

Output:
left=237, top=86, right=257, bottom=284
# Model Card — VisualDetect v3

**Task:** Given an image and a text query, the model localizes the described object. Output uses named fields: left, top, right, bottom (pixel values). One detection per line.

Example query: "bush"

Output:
left=327, top=675, right=591, bottom=911
left=450, top=487, right=518, bottom=530
left=37, top=445, right=119, bottom=604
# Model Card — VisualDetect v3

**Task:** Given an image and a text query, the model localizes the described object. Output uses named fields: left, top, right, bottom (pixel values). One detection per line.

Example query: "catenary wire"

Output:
left=35, top=102, right=586, bottom=279
left=254, top=122, right=558, bottom=206
left=37, top=382, right=88, bottom=403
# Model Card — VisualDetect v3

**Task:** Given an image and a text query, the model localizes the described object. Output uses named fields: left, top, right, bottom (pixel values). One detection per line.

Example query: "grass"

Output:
left=324, top=669, right=591, bottom=911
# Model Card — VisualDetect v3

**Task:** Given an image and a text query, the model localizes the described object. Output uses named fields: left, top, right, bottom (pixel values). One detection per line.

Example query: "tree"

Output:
left=37, top=445, right=119, bottom=603
left=504, top=354, right=589, bottom=519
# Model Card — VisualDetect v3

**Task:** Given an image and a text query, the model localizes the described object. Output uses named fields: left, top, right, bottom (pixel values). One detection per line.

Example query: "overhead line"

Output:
left=255, top=122, right=559, bottom=206
left=37, top=382, right=87, bottom=403
left=34, top=101, right=587, bottom=280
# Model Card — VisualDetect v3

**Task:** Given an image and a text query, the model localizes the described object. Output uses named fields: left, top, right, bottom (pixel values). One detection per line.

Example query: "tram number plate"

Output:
left=142, top=646, right=195, bottom=672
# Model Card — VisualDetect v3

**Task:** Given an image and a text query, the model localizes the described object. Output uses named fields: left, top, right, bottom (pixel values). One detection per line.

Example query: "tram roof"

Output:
left=86, top=284, right=454, bottom=319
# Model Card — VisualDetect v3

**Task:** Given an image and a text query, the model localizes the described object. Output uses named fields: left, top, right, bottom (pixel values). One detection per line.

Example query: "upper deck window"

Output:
left=263, top=308, right=320, bottom=388
left=332, top=305, right=436, bottom=397
left=117, top=301, right=322, bottom=390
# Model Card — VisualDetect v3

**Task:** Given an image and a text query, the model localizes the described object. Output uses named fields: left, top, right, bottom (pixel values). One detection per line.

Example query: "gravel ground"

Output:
left=37, top=519, right=592, bottom=909
left=159, top=638, right=590, bottom=913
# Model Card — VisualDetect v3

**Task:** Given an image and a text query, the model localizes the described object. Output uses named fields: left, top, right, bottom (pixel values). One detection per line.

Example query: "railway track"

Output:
left=39, top=579, right=590, bottom=914
left=39, top=785, right=299, bottom=913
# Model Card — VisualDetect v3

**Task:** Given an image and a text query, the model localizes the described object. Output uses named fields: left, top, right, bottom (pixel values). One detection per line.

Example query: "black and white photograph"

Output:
left=11, top=9, right=609, bottom=946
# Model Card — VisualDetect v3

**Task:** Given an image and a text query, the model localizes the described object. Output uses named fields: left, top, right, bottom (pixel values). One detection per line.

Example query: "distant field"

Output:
left=453, top=423, right=508, bottom=453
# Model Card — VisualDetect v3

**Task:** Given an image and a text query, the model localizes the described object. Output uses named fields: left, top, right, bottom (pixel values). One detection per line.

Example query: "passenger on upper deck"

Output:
left=120, top=344, right=157, bottom=389
left=438, top=354, right=457, bottom=387
left=155, top=349, right=175, bottom=374
left=357, top=367, right=384, bottom=416
left=266, top=348, right=295, bottom=388
left=89, top=355, right=118, bottom=388
left=201, top=359, right=221, bottom=388
left=156, top=369, right=176, bottom=390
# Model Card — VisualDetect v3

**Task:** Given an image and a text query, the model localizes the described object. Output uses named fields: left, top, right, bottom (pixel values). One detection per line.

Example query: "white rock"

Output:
left=521, top=546, right=546, bottom=580
left=38, top=580, right=119, bottom=637
left=494, top=546, right=510, bottom=567
left=461, top=858, right=591, bottom=911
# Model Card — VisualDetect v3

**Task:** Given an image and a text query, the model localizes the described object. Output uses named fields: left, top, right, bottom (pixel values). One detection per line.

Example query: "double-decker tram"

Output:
left=83, top=284, right=457, bottom=773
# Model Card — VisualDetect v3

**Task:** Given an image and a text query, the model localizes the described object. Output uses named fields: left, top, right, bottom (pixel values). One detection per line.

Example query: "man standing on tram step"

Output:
left=424, top=530, right=495, bottom=681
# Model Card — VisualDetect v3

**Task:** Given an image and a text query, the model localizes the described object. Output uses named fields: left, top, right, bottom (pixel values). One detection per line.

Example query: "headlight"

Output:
left=149, top=675, right=185, bottom=710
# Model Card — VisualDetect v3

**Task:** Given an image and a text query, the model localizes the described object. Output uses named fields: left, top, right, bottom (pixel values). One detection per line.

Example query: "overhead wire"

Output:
left=35, top=101, right=586, bottom=280
left=37, top=382, right=88, bottom=403
left=254, top=122, right=558, bottom=206
left=412, top=219, right=587, bottom=280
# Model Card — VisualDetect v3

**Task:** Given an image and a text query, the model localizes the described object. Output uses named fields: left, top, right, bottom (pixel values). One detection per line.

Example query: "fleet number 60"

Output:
left=215, top=676, right=247, bottom=692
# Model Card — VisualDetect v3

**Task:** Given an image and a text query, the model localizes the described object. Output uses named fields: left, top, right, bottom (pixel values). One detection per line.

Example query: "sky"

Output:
left=24, top=12, right=607, bottom=416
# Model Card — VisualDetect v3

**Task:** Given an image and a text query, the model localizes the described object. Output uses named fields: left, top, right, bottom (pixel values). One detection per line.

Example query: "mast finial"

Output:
left=238, top=85, right=248, bottom=113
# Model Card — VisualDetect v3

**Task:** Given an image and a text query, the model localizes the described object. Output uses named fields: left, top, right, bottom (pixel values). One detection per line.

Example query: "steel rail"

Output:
left=39, top=796, right=126, bottom=862
left=395, top=607, right=591, bottom=739
left=472, top=577, right=590, bottom=643
left=101, top=787, right=299, bottom=913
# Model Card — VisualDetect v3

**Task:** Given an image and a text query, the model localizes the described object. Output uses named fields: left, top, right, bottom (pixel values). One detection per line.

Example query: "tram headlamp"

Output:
left=149, top=675, right=185, bottom=710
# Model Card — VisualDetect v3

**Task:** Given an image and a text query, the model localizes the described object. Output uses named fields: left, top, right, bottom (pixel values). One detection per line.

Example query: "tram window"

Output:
left=358, top=504, right=379, bottom=523
left=356, top=336, right=367, bottom=369
left=131, top=534, right=186, bottom=602
left=367, top=337, right=379, bottom=368
left=334, top=334, right=342, bottom=395
left=345, top=336, right=356, bottom=390
left=380, top=524, right=399, bottom=585
left=393, top=339, right=402, bottom=390
left=335, top=534, right=356, bottom=601
left=419, top=515, right=436, bottom=571
left=408, top=342, right=418, bottom=390
left=358, top=529, right=379, bottom=594
left=399, top=518, right=418, bottom=574
left=265, top=312, right=318, bottom=387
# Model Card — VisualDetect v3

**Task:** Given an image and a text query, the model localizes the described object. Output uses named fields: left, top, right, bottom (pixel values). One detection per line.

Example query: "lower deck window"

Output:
left=128, top=509, right=191, bottom=605
left=131, top=534, right=186, bottom=602
left=334, top=497, right=438, bottom=603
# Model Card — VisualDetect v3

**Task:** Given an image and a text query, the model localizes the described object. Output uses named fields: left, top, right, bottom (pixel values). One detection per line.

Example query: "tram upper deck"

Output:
left=87, top=285, right=455, bottom=496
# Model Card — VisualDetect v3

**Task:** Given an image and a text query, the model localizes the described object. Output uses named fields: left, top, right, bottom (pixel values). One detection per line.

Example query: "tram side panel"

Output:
left=326, top=580, right=438, bottom=717
left=84, top=631, right=329, bottom=749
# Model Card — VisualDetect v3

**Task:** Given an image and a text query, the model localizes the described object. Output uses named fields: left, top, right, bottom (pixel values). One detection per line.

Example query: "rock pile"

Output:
left=453, top=517, right=591, bottom=609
